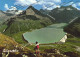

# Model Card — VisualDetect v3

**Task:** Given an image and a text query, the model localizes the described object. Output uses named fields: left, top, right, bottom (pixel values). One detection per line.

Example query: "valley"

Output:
left=0, top=5, right=80, bottom=57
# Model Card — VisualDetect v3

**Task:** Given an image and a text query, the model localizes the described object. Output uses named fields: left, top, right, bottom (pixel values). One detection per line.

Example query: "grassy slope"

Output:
left=10, top=31, right=28, bottom=44
left=64, top=17, right=80, bottom=37
left=66, top=37, right=80, bottom=46
left=0, top=33, right=31, bottom=54
left=27, top=37, right=80, bottom=55
left=0, top=31, right=80, bottom=56
left=0, top=6, right=54, bottom=44
left=3, top=19, right=53, bottom=44
left=0, top=33, right=18, bottom=49
left=0, top=24, right=7, bottom=32
left=4, top=20, right=43, bottom=35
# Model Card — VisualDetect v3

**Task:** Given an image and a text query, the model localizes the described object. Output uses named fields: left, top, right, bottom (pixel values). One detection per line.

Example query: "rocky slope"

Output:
left=0, top=10, right=15, bottom=24
left=0, top=33, right=29, bottom=50
left=0, top=33, right=31, bottom=57
left=49, top=5, right=80, bottom=23
left=3, top=6, right=54, bottom=35
left=64, top=17, right=80, bottom=37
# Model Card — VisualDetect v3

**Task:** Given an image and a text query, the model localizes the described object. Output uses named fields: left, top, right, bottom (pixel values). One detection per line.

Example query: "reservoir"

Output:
left=23, top=23, right=67, bottom=44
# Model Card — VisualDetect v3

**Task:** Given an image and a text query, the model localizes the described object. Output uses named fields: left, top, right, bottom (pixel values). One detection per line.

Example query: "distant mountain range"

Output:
left=64, top=17, right=80, bottom=37
left=40, top=5, right=80, bottom=23
left=0, top=10, right=23, bottom=24
left=0, top=10, right=13, bottom=23
left=1, top=5, right=80, bottom=24
left=40, top=9, right=51, bottom=15
left=49, top=5, right=80, bottom=23
left=5, top=10, right=23, bottom=15
left=2, top=6, right=54, bottom=36
left=1, top=5, right=80, bottom=41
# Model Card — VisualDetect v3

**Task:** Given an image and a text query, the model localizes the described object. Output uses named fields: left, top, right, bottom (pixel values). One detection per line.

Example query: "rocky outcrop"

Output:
left=42, top=49, right=67, bottom=57
left=64, top=52, right=80, bottom=57
left=1, top=48, right=80, bottom=57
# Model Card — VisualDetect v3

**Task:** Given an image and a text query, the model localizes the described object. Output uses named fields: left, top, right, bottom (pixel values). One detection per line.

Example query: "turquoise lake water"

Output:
left=23, top=23, right=67, bottom=44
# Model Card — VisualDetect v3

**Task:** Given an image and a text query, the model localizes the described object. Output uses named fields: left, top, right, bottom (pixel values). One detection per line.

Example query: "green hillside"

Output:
left=49, top=5, right=80, bottom=23
left=0, top=6, right=54, bottom=44
left=0, top=33, right=29, bottom=50
left=0, top=33, right=32, bottom=57
left=0, top=33, right=18, bottom=49
left=0, top=24, right=7, bottom=32
left=4, top=19, right=52, bottom=35
left=64, top=17, right=80, bottom=37
left=4, top=6, right=54, bottom=34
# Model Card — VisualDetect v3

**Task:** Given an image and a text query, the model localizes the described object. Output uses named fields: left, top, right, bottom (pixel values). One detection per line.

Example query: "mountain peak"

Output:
left=25, top=6, right=44, bottom=16
left=25, top=6, right=37, bottom=15
left=27, top=6, right=37, bottom=12
left=27, top=6, right=38, bottom=11
left=27, top=6, right=34, bottom=9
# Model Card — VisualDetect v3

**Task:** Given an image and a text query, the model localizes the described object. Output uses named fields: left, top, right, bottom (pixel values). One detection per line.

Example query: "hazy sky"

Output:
left=0, top=0, right=80, bottom=11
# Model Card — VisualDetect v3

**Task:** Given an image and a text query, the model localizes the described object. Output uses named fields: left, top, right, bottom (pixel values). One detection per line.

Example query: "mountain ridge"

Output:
left=0, top=10, right=15, bottom=24
left=64, top=17, right=80, bottom=37
left=0, top=6, right=54, bottom=44
left=48, top=5, right=80, bottom=23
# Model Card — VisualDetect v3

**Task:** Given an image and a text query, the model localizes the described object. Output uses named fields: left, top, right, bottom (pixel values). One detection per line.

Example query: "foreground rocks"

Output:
left=64, top=52, right=80, bottom=57
left=41, top=49, right=67, bottom=57
left=0, top=48, right=80, bottom=57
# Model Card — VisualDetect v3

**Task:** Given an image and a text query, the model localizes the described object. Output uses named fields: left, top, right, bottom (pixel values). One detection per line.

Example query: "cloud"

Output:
left=42, top=3, right=61, bottom=10
left=38, top=0, right=61, bottom=4
left=4, top=4, right=9, bottom=10
left=72, top=3, right=80, bottom=10
left=72, top=4, right=76, bottom=8
left=14, top=0, right=80, bottom=10
left=14, top=0, right=61, bottom=10
left=78, top=3, right=80, bottom=6
left=72, top=2, right=80, bottom=10
left=46, top=5, right=61, bottom=10
left=53, top=0, right=61, bottom=3
left=63, top=1, right=80, bottom=10
left=41, top=0, right=61, bottom=10
left=14, top=0, right=37, bottom=6
left=14, top=0, right=61, bottom=6
left=9, top=6, right=17, bottom=10
left=66, top=2, right=74, bottom=6
left=43, top=0, right=61, bottom=3
left=43, top=5, right=47, bottom=9
left=4, top=4, right=17, bottom=10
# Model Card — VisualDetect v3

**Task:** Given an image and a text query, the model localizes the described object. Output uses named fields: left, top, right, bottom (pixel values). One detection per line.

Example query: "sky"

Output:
left=0, top=0, right=80, bottom=11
